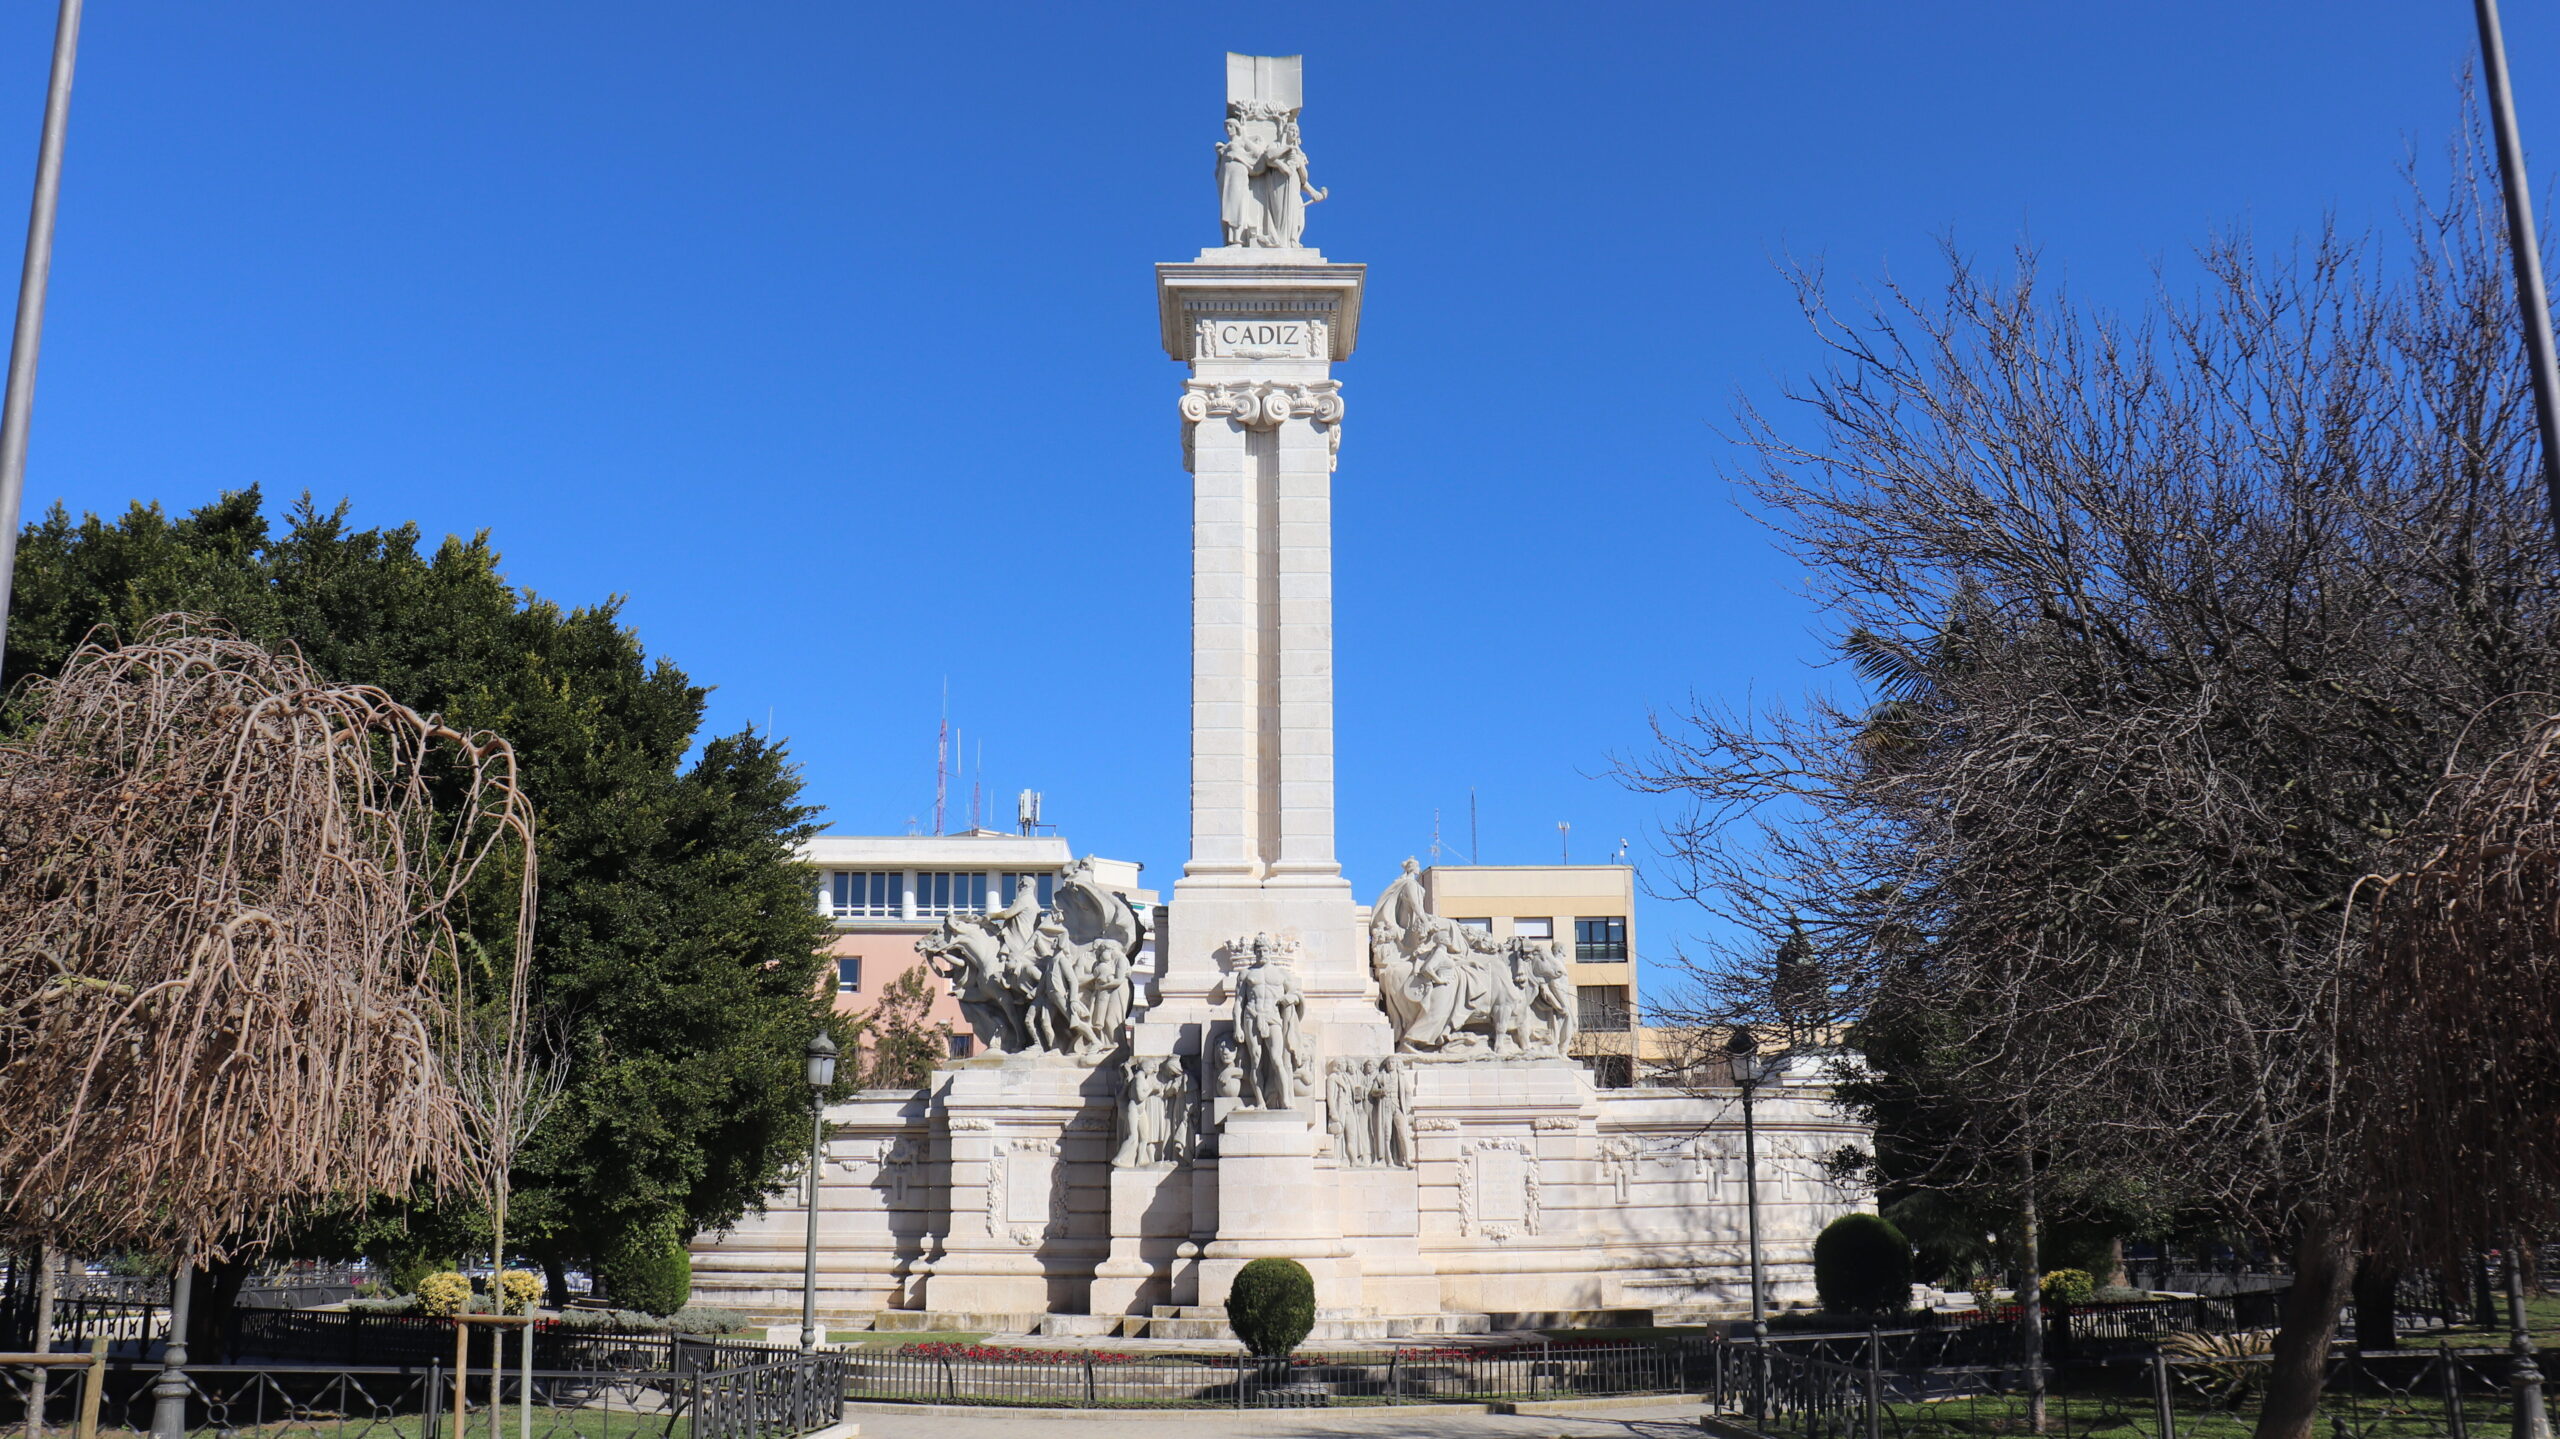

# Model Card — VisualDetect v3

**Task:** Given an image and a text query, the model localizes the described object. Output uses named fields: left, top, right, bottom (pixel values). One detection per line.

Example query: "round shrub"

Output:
left=1226, top=1258, right=1316, bottom=1358
left=598, top=1223, right=694, bottom=1318
left=496, top=1268, right=543, bottom=1315
left=416, top=1271, right=473, bottom=1318
left=1813, top=1212, right=1914, bottom=1315
left=2041, top=1268, right=2096, bottom=1305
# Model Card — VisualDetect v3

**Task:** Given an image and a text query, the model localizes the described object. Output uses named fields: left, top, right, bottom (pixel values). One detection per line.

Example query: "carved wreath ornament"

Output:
left=1455, top=1137, right=1541, bottom=1244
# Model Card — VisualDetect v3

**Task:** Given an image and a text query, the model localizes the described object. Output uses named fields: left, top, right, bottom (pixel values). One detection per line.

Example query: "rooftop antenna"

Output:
left=972, top=738, right=984, bottom=832
left=934, top=681, right=949, bottom=835
left=1430, top=808, right=1441, bottom=862
left=1613, top=837, right=1630, bottom=863
left=1558, top=821, right=1571, bottom=864
left=1470, top=788, right=1480, bottom=866
left=1018, top=789, right=1043, bottom=836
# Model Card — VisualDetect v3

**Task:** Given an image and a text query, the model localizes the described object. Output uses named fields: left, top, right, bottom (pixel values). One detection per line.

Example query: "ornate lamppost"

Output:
left=800, top=1030, right=837, bottom=1353
left=1727, top=1026, right=1769, bottom=1341
left=2504, top=1242, right=2550, bottom=1439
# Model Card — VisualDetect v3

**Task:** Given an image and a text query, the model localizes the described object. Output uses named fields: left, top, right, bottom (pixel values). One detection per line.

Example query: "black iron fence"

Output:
left=0, top=1353, right=847, bottom=1439
left=841, top=1338, right=1712, bottom=1410
left=1763, top=1293, right=2291, bottom=1370
left=224, top=1311, right=784, bottom=1373
left=1726, top=1338, right=2531, bottom=1439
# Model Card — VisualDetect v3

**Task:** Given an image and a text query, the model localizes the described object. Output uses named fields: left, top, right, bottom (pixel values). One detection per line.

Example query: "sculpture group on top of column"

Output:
left=1368, top=858, right=1579, bottom=1056
left=1224, top=932, right=1315, bottom=1109
left=1216, top=100, right=1327, bottom=249
left=915, top=857, right=1145, bottom=1059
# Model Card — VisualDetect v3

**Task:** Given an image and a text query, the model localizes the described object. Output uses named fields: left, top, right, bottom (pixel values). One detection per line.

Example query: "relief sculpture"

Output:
left=1324, top=1056, right=1414, bottom=1169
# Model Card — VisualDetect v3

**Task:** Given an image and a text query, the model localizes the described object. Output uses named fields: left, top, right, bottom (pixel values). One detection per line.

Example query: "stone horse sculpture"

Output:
left=915, top=855, right=1145, bottom=1060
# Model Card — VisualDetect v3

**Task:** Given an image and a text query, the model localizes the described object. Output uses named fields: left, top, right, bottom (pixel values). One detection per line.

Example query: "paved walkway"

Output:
left=844, top=1399, right=1707, bottom=1438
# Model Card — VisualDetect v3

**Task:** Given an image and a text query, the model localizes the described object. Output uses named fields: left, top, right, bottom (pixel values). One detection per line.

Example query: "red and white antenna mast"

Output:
left=934, top=682, right=949, bottom=835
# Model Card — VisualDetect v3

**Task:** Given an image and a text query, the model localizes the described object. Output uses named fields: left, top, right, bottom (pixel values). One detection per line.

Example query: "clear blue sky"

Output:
left=0, top=2, right=2545, bottom=997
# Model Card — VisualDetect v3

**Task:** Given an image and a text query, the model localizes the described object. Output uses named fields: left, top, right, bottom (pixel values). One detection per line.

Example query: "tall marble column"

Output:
left=1104, top=54, right=1391, bottom=1320
left=1149, top=256, right=1367, bottom=1019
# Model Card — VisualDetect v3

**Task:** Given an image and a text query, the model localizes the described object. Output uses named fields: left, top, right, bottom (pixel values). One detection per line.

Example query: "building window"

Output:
left=828, top=870, right=900, bottom=919
left=1456, top=917, right=1491, bottom=933
left=1514, top=917, right=1553, bottom=941
left=1575, top=916, right=1628, bottom=962
left=835, top=957, right=861, bottom=994
left=1578, top=984, right=1632, bottom=1032
left=1583, top=1055, right=1634, bottom=1089
left=917, top=871, right=990, bottom=916
left=1001, top=872, right=1056, bottom=909
left=949, top=1034, right=976, bottom=1059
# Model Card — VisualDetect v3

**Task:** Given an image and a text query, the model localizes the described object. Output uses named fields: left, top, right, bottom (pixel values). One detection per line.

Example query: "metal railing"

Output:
left=0, top=1353, right=847, bottom=1439
left=227, top=1310, right=785, bottom=1372
left=1720, top=1337, right=2532, bottom=1439
left=841, top=1338, right=1710, bottom=1409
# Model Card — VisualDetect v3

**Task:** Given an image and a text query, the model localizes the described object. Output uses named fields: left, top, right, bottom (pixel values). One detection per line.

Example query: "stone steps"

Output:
left=1141, top=1311, right=1492, bottom=1341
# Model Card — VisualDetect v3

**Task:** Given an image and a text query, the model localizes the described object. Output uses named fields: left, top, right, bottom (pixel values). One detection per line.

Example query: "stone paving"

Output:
left=843, top=1399, right=1707, bottom=1438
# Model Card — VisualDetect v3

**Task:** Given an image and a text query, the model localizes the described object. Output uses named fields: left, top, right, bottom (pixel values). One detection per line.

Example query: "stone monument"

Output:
left=686, top=54, right=1873, bottom=1339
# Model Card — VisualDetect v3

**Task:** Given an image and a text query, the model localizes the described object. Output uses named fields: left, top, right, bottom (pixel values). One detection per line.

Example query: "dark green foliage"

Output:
left=1226, top=1258, right=1316, bottom=1357
left=4, top=490, right=838, bottom=1270
left=1813, top=1212, right=1913, bottom=1315
left=381, top=1252, right=460, bottom=1296
left=858, top=966, right=949, bottom=1090
left=596, top=1219, right=692, bottom=1317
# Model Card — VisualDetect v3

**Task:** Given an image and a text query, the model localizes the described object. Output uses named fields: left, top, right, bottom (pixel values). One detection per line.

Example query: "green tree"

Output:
left=4, top=490, right=839, bottom=1287
left=857, top=966, right=950, bottom=1089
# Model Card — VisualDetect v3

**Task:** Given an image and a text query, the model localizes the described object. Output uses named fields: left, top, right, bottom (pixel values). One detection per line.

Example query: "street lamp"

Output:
left=1727, top=1026, right=1769, bottom=1344
left=800, top=1030, right=837, bottom=1353
left=2503, top=1242, right=2551, bottom=1439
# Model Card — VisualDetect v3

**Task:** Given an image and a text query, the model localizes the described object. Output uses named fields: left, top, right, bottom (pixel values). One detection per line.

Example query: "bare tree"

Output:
left=1623, top=126, right=2560, bottom=1439
left=0, top=617, right=537, bottom=1265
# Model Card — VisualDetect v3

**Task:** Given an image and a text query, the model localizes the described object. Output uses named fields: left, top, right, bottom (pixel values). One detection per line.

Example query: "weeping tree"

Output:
left=1624, top=122, right=2560, bottom=1439
left=2353, top=713, right=2560, bottom=1281
left=0, top=617, right=537, bottom=1293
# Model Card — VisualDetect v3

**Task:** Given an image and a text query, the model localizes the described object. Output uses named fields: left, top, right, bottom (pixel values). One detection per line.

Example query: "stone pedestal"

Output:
left=916, top=1053, right=1113, bottom=1323
left=1197, top=1108, right=1358, bottom=1310
left=1089, top=1163, right=1189, bottom=1316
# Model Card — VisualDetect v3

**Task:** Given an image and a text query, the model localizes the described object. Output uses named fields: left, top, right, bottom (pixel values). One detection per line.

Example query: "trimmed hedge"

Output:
left=1813, top=1212, right=1913, bottom=1315
left=597, top=1222, right=693, bottom=1318
left=1227, top=1258, right=1315, bottom=1357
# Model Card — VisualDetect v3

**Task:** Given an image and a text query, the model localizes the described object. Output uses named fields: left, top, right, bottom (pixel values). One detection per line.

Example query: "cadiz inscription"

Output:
left=1196, top=316, right=1322, bottom=360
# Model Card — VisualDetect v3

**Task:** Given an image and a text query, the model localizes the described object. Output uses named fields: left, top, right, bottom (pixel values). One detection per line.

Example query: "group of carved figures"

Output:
left=915, top=858, right=1145, bottom=1059
left=1113, top=1053, right=1195, bottom=1167
left=1368, top=858, right=1578, bottom=1056
left=1326, top=1056, right=1415, bottom=1169
left=1216, top=100, right=1326, bottom=249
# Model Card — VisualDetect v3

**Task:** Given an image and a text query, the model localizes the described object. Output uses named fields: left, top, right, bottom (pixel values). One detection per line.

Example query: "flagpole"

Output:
left=0, top=0, right=83, bottom=681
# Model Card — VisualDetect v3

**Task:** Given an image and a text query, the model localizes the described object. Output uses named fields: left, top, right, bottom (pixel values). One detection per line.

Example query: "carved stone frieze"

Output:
left=1600, top=1136, right=1640, bottom=1204
left=1532, top=1115, right=1580, bottom=1132
left=1179, top=380, right=1344, bottom=430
